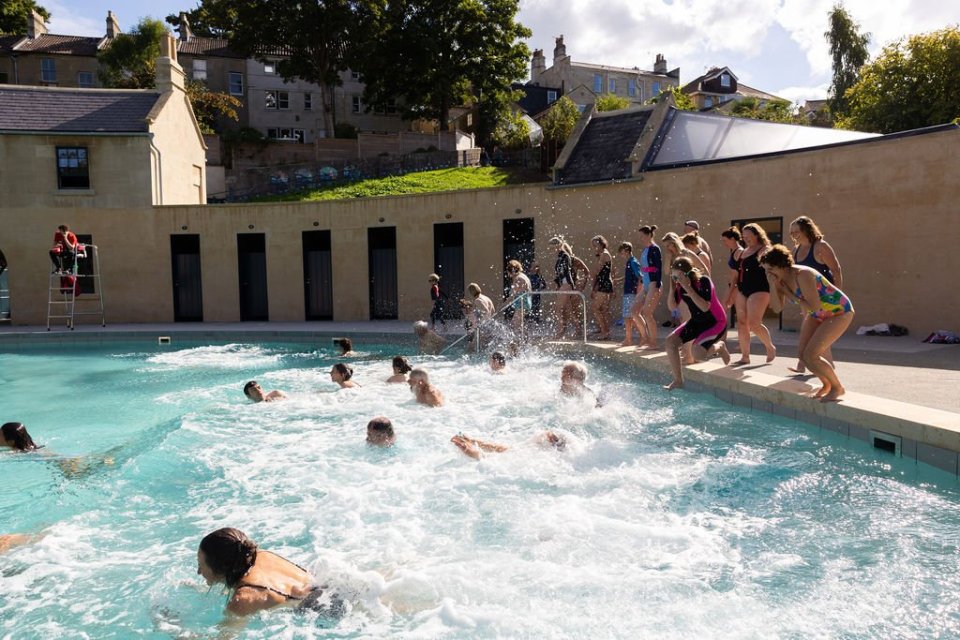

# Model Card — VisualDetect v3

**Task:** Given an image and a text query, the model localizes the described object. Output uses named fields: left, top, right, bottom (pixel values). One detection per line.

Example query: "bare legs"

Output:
left=637, top=284, right=662, bottom=349
left=803, top=312, right=854, bottom=401
left=591, top=292, right=612, bottom=339
left=553, top=285, right=574, bottom=339
left=664, top=334, right=731, bottom=390
left=734, top=291, right=776, bottom=364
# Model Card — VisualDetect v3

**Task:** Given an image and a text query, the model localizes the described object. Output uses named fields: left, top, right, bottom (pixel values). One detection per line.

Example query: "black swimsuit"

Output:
left=737, top=251, right=769, bottom=297
left=555, top=252, right=574, bottom=288
left=594, top=258, right=613, bottom=293
left=235, top=551, right=345, bottom=617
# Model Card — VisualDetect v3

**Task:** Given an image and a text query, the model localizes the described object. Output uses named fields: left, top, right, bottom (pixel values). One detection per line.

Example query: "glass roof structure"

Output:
left=647, top=110, right=880, bottom=168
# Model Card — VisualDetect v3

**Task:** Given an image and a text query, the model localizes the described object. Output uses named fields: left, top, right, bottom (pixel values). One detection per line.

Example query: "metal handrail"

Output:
left=439, top=290, right=588, bottom=355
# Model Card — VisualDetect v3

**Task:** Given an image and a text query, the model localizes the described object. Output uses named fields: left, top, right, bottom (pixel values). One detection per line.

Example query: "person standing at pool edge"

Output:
left=734, top=223, right=776, bottom=364
left=618, top=242, right=642, bottom=347
left=427, top=273, right=446, bottom=331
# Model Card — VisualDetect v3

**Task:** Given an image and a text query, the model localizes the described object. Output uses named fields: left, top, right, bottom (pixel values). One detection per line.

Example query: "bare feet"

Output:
left=734, top=359, right=750, bottom=366
left=788, top=361, right=806, bottom=374
left=619, top=340, right=634, bottom=347
left=663, top=379, right=683, bottom=391
left=765, top=345, right=777, bottom=363
left=643, top=340, right=659, bottom=349
left=821, top=386, right=845, bottom=402
left=718, top=343, right=731, bottom=365
left=813, top=383, right=831, bottom=398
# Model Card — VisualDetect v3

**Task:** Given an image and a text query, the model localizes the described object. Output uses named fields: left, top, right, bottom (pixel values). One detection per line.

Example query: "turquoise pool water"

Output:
left=1, top=339, right=960, bottom=638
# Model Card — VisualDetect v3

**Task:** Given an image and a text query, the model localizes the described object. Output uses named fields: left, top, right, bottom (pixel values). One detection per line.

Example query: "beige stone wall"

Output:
left=536, top=58, right=679, bottom=106
left=1, top=53, right=101, bottom=87
left=0, top=134, right=154, bottom=209
left=1, top=127, right=957, bottom=335
left=148, top=92, right=208, bottom=205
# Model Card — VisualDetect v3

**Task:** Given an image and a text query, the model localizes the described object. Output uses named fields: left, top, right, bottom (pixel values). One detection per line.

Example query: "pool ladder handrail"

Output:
left=439, top=290, right=588, bottom=355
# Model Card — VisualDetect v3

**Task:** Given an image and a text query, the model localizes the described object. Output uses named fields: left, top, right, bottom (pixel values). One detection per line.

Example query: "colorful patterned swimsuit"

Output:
left=796, top=272, right=852, bottom=320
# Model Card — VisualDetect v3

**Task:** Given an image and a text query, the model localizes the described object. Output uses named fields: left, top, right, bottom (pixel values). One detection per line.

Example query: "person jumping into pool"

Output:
left=413, top=320, right=446, bottom=355
left=663, top=257, right=731, bottom=391
left=243, top=381, right=286, bottom=403
left=559, top=361, right=602, bottom=407
left=366, top=416, right=396, bottom=447
left=330, top=363, right=360, bottom=389
left=761, top=244, right=855, bottom=402
left=450, top=430, right=567, bottom=459
left=197, top=527, right=344, bottom=619
left=408, top=368, right=444, bottom=407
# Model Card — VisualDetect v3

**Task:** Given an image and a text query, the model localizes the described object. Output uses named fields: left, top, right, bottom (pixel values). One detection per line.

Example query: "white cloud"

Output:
left=777, top=83, right=829, bottom=105
left=44, top=0, right=105, bottom=36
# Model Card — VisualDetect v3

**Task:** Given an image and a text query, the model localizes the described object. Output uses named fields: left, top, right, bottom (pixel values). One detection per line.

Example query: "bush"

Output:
left=334, top=122, right=358, bottom=139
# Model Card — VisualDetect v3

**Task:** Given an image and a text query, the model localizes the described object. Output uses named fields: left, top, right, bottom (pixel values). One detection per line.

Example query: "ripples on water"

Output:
left=1, top=341, right=960, bottom=638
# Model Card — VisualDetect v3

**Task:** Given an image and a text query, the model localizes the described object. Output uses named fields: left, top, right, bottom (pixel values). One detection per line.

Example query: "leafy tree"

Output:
left=97, top=18, right=168, bottom=89
left=0, top=0, right=49, bottom=35
left=490, top=109, right=530, bottom=150
left=646, top=85, right=696, bottom=111
left=729, top=97, right=801, bottom=124
left=825, top=3, right=870, bottom=119
left=540, top=95, right=581, bottom=143
left=186, top=80, right=243, bottom=134
left=594, top=93, right=630, bottom=112
left=165, top=4, right=236, bottom=38
left=839, top=26, right=960, bottom=133
left=359, top=0, right=531, bottom=145
left=187, top=0, right=381, bottom=137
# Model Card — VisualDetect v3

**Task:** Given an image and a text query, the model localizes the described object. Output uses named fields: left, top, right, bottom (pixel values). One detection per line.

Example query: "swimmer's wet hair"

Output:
left=1, top=422, right=38, bottom=451
left=367, top=416, right=394, bottom=436
left=243, top=380, right=258, bottom=399
left=562, top=361, right=587, bottom=381
left=409, top=368, right=429, bottom=382
left=333, top=337, right=353, bottom=353
left=392, top=355, right=412, bottom=374
left=332, top=363, right=354, bottom=380
left=199, top=527, right=257, bottom=587
left=490, top=351, right=506, bottom=366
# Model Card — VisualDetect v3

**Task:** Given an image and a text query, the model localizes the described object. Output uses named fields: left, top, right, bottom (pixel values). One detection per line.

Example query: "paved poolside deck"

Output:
left=3, top=320, right=958, bottom=474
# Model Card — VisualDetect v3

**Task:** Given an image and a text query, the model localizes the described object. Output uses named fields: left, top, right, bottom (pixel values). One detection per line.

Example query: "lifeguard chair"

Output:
left=47, top=243, right=106, bottom=330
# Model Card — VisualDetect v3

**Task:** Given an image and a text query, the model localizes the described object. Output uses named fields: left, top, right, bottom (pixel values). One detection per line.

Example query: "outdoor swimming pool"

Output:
left=1, top=338, right=960, bottom=638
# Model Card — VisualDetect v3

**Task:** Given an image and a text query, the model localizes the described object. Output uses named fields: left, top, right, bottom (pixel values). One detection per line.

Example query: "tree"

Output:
left=540, top=96, right=581, bottom=144
left=359, top=0, right=531, bottom=145
left=186, top=80, right=243, bottom=134
left=0, top=0, right=49, bottom=35
left=729, top=97, right=801, bottom=124
left=97, top=18, right=168, bottom=89
left=490, top=109, right=530, bottom=150
left=646, top=85, right=696, bottom=111
left=190, top=0, right=381, bottom=138
left=839, top=26, right=960, bottom=133
left=165, top=4, right=237, bottom=38
left=825, top=3, right=870, bottom=119
left=594, top=93, right=630, bottom=112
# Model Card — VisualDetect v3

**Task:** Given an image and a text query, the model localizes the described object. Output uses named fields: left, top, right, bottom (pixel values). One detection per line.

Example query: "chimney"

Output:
left=177, top=12, right=193, bottom=42
left=105, top=11, right=121, bottom=39
left=553, top=35, right=566, bottom=65
left=27, top=9, right=47, bottom=39
left=654, top=54, right=667, bottom=74
left=531, top=49, right=546, bottom=82
left=155, top=32, right=185, bottom=94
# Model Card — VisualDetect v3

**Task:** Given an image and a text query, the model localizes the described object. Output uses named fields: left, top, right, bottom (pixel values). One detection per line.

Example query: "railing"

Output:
left=440, top=290, right=587, bottom=355
left=0, top=268, right=9, bottom=320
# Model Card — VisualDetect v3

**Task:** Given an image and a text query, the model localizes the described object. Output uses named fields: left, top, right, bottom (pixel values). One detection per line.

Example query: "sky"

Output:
left=42, top=0, right=960, bottom=105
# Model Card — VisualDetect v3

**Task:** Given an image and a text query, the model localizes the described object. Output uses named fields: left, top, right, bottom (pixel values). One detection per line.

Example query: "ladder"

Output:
left=0, top=267, right=9, bottom=322
left=47, top=244, right=106, bottom=330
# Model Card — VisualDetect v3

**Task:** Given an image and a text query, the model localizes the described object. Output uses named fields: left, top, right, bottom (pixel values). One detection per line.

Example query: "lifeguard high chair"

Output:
left=47, top=243, right=106, bottom=330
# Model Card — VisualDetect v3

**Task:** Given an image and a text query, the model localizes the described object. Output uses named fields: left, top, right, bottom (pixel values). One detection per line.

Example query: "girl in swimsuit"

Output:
left=788, top=216, right=844, bottom=374
left=682, top=232, right=713, bottom=274
left=549, top=236, right=577, bottom=339
left=762, top=244, right=855, bottom=402
left=197, top=527, right=342, bottom=618
left=505, top=259, right=532, bottom=336
left=660, top=232, right=709, bottom=358
left=733, top=223, right=776, bottom=365
left=720, top=227, right=744, bottom=309
left=629, top=225, right=663, bottom=349
left=590, top=235, right=614, bottom=340
left=663, top=257, right=731, bottom=390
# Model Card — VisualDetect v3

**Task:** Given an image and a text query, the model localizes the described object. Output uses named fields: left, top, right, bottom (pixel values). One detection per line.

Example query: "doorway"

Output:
left=433, top=222, right=464, bottom=320
left=170, top=234, right=203, bottom=322
left=237, top=233, right=269, bottom=321
left=302, top=230, right=333, bottom=320
left=502, top=218, right=535, bottom=298
left=368, top=227, right=398, bottom=319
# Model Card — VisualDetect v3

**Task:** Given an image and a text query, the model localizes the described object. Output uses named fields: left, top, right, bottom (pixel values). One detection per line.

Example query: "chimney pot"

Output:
left=27, top=9, right=47, bottom=39
left=105, top=10, right=121, bottom=39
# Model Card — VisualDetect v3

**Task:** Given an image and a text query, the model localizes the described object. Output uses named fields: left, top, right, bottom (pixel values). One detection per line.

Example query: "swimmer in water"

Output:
left=332, top=337, right=356, bottom=357
left=413, top=321, right=446, bottom=355
left=330, top=363, right=360, bottom=389
left=386, top=356, right=413, bottom=383
left=243, top=381, right=286, bottom=403
left=408, top=368, right=444, bottom=407
left=450, top=430, right=566, bottom=460
left=366, top=416, right=396, bottom=447
left=489, top=351, right=506, bottom=374
left=1, top=422, right=39, bottom=451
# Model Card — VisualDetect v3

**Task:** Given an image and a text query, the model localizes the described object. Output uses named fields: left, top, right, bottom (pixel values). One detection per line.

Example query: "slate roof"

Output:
left=513, top=83, right=562, bottom=118
left=0, top=35, right=24, bottom=55
left=12, top=34, right=104, bottom=56
left=177, top=36, right=245, bottom=59
left=557, top=108, right=652, bottom=185
left=0, top=86, right=161, bottom=133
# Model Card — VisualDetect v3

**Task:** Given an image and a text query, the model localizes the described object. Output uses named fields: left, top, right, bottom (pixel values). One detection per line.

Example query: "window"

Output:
left=608, top=77, right=616, bottom=93
left=304, top=92, right=312, bottom=110
left=265, top=90, right=289, bottom=110
left=720, top=73, right=730, bottom=88
left=546, top=90, right=557, bottom=104
left=267, top=128, right=304, bottom=142
left=350, top=70, right=361, bottom=81
left=386, top=98, right=397, bottom=115
left=56, top=147, right=89, bottom=189
left=229, top=72, right=243, bottom=96
left=352, top=96, right=361, bottom=113
left=652, top=81, right=661, bottom=97
left=704, top=96, right=714, bottom=108
left=264, top=62, right=275, bottom=74
left=577, top=104, right=586, bottom=113
left=41, top=58, right=56, bottom=83
left=192, top=59, right=207, bottom=81
left=77, top=71, right=94, bottom=88
left=628, top=80, right=636, bottom=97
left=593, top=74, right=602, bottom=93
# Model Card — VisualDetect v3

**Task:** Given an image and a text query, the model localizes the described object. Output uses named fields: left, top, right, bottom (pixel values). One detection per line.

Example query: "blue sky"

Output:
left=43, top=0, right=960, bottom=104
